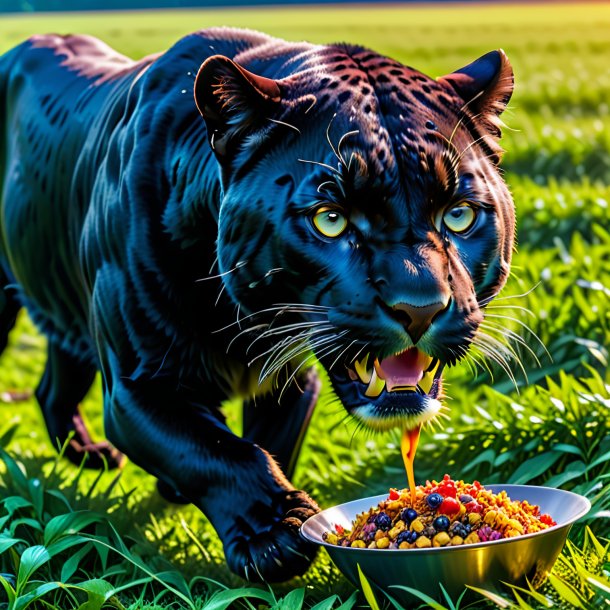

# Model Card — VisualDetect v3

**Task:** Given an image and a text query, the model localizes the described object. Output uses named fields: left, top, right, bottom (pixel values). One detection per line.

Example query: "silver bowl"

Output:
left=301, top=485, right=590, bottom=605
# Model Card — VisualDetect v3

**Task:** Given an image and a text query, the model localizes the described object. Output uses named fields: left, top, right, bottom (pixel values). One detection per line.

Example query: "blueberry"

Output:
left=374, top=512, right=392, bottom=531
left=401, top=508, right=418, bottom=523
left=459, top=494, right=474, bottom=504
left=408, top=531, right=419, bottom=543
left=396, top=531, right=411, bottom=545
left=426, top=493, right=443, bottom=509
left=433, top=516, right=450, bottom=531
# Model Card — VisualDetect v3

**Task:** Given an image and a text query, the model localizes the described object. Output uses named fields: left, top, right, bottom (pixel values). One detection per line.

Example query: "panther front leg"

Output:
left=103, top=372, right=319, bottom=582
left=243, top=367, right=321, bottom=480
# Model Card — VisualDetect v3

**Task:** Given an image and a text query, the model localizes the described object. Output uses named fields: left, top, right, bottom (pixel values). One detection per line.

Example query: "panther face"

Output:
left=195, top=46, right=515, bottom=431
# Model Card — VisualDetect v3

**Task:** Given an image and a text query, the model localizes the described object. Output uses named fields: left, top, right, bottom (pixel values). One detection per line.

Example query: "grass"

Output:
left=0, top=2, right=609, bottom=608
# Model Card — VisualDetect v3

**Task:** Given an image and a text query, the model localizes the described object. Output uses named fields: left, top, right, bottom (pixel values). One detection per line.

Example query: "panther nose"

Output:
left=391, top=299, right=451, bottom=344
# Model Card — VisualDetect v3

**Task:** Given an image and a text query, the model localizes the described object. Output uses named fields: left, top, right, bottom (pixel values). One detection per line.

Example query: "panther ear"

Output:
left=194, top=55, right=281, bottom=158
left=439, top=50, right=513, bottom=140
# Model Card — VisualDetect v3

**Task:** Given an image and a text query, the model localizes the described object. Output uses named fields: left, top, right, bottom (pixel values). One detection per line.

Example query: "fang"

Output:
left=354, top=354, right=372, bottom=384
left=365, top=367, right=386, bottom=397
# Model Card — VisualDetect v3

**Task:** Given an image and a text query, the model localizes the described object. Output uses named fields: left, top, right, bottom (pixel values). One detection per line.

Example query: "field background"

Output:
left=0, top=3, right=609, bottom=608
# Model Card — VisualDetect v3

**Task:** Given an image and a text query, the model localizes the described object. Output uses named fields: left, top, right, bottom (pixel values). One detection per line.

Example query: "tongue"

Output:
left=377, top=348, right=426, bottom=392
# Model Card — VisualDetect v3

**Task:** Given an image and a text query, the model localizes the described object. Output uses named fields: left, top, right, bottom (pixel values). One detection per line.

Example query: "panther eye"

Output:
left=312, top=206, right=348, bottom=238
left=442, top=203, right=476, bottom=234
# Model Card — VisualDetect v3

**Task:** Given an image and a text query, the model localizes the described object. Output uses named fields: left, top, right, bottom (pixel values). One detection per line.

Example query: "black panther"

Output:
left=0, top=28, right=514, bottom=581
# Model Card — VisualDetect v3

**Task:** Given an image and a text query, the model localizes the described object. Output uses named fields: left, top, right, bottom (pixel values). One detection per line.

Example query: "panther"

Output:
left=0, top=27, right=514, bottom=581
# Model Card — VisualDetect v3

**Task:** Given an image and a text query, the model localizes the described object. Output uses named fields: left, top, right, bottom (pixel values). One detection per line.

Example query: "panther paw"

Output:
left=225, top=489, right=320, bottom=582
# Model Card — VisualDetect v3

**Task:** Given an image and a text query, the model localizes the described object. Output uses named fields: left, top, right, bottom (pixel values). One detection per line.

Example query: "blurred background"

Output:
left=0, top=2, right=608, bottom=608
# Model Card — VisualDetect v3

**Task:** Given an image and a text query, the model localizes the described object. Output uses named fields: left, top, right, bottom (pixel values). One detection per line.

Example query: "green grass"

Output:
left=0, top=2, right=609, bottom=608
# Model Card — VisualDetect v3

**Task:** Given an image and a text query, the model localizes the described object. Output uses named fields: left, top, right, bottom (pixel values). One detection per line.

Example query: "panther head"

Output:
left=194, top=43, right=515, bottom=431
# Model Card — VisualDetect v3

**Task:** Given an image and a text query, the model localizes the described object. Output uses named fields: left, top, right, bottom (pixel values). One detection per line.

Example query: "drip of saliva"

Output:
left=401, top=425, right=421, bottom=505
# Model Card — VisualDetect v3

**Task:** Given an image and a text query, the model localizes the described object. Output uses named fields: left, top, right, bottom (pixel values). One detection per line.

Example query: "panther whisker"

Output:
left=258, top=333, right=330, bottom=383
left=472, top=334, right=521, bottom=391
left=480, top=320, right=543, bottom=366
left=478, top=281, right=541, bottom=307
left=226, top=323, right=268, bottom=354
left=194, top=259, right=247, bottom=283
left=263, top=330, right=349, bottom=382
left=455, top=132, right=494, bottom=164
left=278, top=340, right=344, bottom=403
left=251, top=329, right=324, bottom=372
left=327, top=338, right=362, bottom=372
left=325, top=112, right=345, bottom=168
left=267, top=118, right=301, bottom=134
left=485, top=304, right=536, bottom=318
left=297, top=158, right=339, bottom=175
left=229, top=314, right=331, bottom=357
left=483, top=312, right=550, bottom=359
left=477, top=329, right=526, bottom=375
left=252, top=321, right=330, bottom=344
left=247, top=324, right=333, bottom=365
left=452, top=345, right=477, bottom=379
left=212, top=303, right=330, bottom=334
left=472, top=342, right=515, bottom=389
left=235, top=303, right=242, bottom=330
left=214, top=282, right=226, bottom=307
left=336, top=129, right=360, bottom=167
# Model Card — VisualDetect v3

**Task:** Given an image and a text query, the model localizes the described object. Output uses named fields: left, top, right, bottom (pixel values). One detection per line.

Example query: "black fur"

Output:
left=0, top=29, right=515, bottom=580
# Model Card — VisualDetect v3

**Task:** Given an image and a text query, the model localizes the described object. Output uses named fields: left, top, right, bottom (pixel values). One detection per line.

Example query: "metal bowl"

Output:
left=301, top=485, right=590, bottom=604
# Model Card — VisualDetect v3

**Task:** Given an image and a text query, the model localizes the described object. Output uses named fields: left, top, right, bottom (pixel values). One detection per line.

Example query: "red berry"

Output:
left=465, top=501, right=482, bottom=514
left=435, top=482, right=457, bottom=498
left=540, top=514, right=555, bottom=526
left=439, top=497, right=460, bottom=515
left=389, top=488, right=400, bottom=501
left=335, top=524, right=345, bottom=536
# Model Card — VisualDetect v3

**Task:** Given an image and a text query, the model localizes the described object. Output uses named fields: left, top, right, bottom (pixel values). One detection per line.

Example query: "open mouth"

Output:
left=345, top=349, right=441, bottom=397
left=322, top=347, right=445, bottom=432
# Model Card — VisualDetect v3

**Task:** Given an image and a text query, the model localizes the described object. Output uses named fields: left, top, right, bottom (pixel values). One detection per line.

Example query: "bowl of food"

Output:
left=301, top=477, right=590, bottom=605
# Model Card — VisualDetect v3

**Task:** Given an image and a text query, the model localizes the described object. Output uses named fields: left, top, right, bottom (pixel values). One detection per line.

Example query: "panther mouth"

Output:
left=322, top=347, right=445, bottom=432
left=345, top=349, right=441, bottom=396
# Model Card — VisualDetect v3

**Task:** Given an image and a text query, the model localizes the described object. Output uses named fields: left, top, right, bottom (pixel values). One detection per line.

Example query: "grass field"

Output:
left=0, top=2, right=609, bottom=608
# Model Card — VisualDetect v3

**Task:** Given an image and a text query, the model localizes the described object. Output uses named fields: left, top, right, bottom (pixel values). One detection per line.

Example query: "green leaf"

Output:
left=16, top=546, right=51, bottom=595
left=60, top=542, right=93, bottom=582
left=552, top=443, right=584, bottom=457
left=202, top=587, right=275, bottom=610
left=9, top=518, right=43, bottom=536
left=467, top=585, right=513, bottom=608
left=357, top=564, right=381, bottom=610
left=2, top=496, right=33, bottom=514
left=310, top=595, right=339, bottom=610
left=335, top=591, right=357, bottom=610
left=44, top=511, right=104, bottom=546
left=388, top=585, right=447, bottom=610
left=13, top=581, right=61, bottom=610
left=545, top=460, right=586, bottom=488
left=0, top=449, right=29, bottom=493
left=73, top=578, right=115, bottom=610
left=547, top=572, right=587, bottom=608
left=0, top=573, right=16, bottom=605
left=586, top=448, right=610, bottom=471
left=502, top=580, right=553, bottom=607
left=508, top=451, right=563, bottom=485
left=47, top=534, right=88, bottom=558
left=464, top=448, right=497, bottom=472
left=0, top=533, right=23, bottom=555
left=275, top=588, right=305, bottom=610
